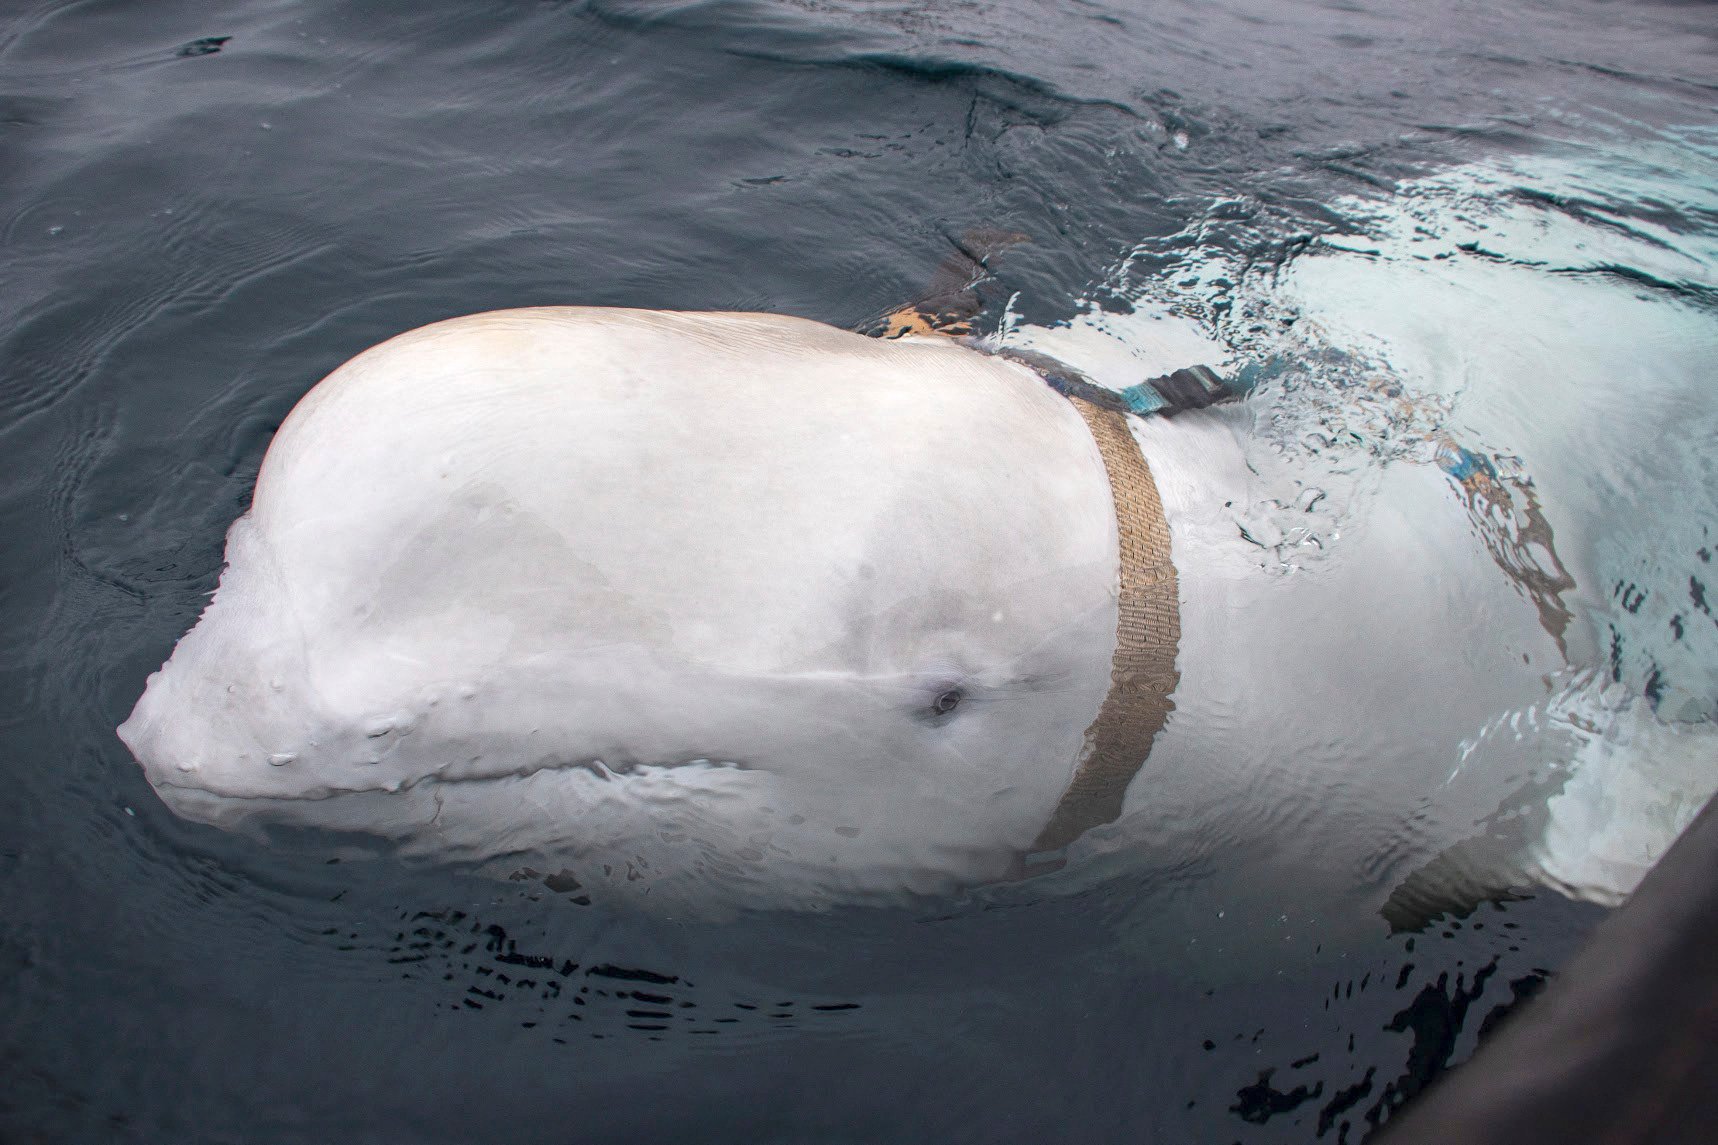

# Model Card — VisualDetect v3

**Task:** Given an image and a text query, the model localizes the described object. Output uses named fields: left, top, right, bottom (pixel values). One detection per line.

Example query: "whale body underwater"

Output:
left=118, top=304, right=1704, bottom=915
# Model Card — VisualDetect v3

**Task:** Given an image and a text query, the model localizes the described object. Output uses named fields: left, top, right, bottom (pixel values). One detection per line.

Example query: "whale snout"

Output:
left=120, top=663, right=322, bottom=806
left=120, top=637, right=422, bottom=815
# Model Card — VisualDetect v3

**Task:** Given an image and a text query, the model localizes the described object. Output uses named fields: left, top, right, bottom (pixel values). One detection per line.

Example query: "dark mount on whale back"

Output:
left=871, top=227, right=1029, bottom=341
left=871, top=229, right=1251, bottom=418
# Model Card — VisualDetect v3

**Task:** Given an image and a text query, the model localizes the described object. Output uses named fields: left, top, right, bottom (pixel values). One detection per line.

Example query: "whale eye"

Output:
left=931, top=688, right=964, bottom=716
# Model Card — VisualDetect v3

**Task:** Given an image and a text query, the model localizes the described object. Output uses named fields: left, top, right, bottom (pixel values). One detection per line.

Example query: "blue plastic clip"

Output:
left=1117, top=384, right=1168, bottom=416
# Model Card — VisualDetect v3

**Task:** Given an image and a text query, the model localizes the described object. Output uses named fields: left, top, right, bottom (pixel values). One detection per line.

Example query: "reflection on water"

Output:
left=1, top=0, right=1714, bottom=1141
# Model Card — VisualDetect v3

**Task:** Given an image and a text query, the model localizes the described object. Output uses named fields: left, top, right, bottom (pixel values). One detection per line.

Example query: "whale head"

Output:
left=120, top=308, right=1142, bottom=910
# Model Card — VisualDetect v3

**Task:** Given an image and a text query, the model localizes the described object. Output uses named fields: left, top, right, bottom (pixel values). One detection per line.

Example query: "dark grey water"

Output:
left=3, top=1, right=1714, bottom=1142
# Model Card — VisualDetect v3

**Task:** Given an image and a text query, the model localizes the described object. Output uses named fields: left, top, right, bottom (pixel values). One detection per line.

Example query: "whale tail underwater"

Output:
left=119, top=235, right=1716, bottom=917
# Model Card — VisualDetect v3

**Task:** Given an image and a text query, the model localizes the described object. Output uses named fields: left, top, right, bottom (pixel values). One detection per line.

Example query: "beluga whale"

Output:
left=119, top=240, right=1713, bottom=918
left=121, top=300, right=1195, bottom=911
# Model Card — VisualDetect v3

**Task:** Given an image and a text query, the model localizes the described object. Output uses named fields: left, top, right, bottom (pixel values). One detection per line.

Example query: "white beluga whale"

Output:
left=122, top=306, right=1170, bottom=909
left=120, top=205, right=1716, bottom=917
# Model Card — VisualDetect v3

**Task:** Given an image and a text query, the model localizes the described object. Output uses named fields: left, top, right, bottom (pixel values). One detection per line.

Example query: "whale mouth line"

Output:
left=153, top=755, right=755, bottom=804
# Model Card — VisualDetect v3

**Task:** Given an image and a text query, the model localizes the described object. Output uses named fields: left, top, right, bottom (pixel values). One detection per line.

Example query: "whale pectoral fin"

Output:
left=872, top=228, right=1030, bottom=339
left=1390, top=703, right=1718, bottom=932
left=1381, top=832, right=1539, bottom=933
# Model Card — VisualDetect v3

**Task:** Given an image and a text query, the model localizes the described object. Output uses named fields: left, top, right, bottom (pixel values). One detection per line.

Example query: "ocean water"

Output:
left=2, top=1, right=1714, bottom=1142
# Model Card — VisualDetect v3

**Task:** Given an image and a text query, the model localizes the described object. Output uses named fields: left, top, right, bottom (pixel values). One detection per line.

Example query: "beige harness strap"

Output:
left=1031, top=396, right=1182, bottom=855
left=862, top=296, right=1183, bottom=857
